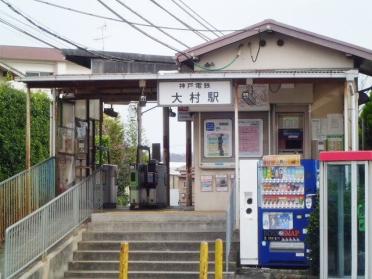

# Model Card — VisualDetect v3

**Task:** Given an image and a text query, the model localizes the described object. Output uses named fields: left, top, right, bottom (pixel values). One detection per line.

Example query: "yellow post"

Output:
left=119, top=242, right=129, bottom=279
left=215, top=239, right=223, bottom=279
left=199, top=241, right=209, bottom=279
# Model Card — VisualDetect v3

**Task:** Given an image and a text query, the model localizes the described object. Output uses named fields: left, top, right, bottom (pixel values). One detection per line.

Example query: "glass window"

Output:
left=327, top=164, right=352, bottom=277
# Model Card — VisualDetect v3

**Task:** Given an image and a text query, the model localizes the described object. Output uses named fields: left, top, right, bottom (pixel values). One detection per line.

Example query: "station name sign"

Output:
left=158, top=80, right=231, bottom=106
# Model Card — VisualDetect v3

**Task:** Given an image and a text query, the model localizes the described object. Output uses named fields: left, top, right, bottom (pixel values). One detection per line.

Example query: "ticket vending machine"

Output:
left=319, top=151, right=372, bottom=279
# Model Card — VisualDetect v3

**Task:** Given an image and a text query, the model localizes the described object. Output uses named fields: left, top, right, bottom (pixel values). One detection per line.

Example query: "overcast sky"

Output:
left=1, top=0, right=372, bottom=154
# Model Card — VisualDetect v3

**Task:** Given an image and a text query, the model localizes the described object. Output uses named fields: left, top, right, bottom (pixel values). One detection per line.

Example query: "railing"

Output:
left=4, top=168, right=103, bottom=279
left=0, top=157, right=56, bottom=242
left=225, top=178, right=236, bottom=272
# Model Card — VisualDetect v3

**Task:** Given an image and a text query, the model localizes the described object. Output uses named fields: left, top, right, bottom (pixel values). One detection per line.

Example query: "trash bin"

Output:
left=102, top=164, right=118, bottom=208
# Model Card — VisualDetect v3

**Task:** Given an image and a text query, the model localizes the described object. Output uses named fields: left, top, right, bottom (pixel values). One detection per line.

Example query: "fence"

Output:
left=4, top=168, right=103, bottom=279
left=0, top=157, right=55, bottom=242
left=225, top=179, right=236, bottom=272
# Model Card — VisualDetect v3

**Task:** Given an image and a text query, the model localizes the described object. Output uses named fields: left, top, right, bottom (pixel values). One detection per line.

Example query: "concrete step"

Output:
left=68, top=260, right=235, bottom=272
left=82, top=231, right=226, bottom=241
left=73, top=250, right=221, bottom=261
left=87, top=221, right=226, bottom=232
left=78, top=240, right=239, bottom=253
left=64, top=270, right=235, bottom=279
left=91, top=211, right=226, bottom=223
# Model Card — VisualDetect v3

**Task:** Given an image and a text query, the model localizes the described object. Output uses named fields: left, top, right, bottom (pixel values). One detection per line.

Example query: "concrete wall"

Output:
left=196, top=33, right=353, bottom=71
left=18, top=228, right=84, bottom=279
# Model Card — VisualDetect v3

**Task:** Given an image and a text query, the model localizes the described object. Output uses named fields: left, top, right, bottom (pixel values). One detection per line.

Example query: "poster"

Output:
left=311, top=119, right=321, bottom=140
left=216, top=174, right=228, bottom=192
left=204, top=119, right=232, bottom=157
left=239, top=119, right=263, bottom=157
left=262, top=212, right=293, bottom=230
left=327, top=113, right=343, bottom=136
left=200, top=175, right=213, bottom=192
left=327, top=135, right=344, bottom=151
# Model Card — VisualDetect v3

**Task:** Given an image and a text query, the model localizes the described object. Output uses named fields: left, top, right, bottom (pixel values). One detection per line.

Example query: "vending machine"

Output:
left=257, top=155, right=318, bottom=267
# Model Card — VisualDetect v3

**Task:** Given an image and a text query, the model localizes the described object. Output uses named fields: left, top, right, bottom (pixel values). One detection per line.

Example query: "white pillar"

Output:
left=234, top=84, right=240, bottom=228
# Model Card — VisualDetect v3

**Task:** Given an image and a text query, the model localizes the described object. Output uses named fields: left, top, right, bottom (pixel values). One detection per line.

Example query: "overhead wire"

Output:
left=0, top=0, right=136, bottom=62
left=149, top=0, right=210, bottom=42
left=170, top=0, right=215, bottom=39
left=113, top=0, right=190, bottom=49
left=97, top=0, right=242, bottom=71
left=0, top=9, right=70, bottom=48
left=176, top=0, right=224, bottom=36
left=31, top=0, right=242, bottom=33
left=97, top=0, right=189, bottom=56
left=0, top=16, right=60, bottom=49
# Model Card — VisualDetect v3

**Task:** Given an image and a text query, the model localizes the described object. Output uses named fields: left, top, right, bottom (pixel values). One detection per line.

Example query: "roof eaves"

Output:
left=177, top=19, right=372, bottom=64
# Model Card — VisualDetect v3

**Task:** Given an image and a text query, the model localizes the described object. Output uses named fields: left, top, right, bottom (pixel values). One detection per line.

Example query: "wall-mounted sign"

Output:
left=204, top=119, right=232, bottom=158
left=238, top=84, right=269, bottom=111
left=216, top=174, right=228, bottom=192
left=158, top=81, right=231, bottom=106
left=239, top=119, right=263, bottom=157
left=177, top=106, right=193, bottom=121
left=200, top=175, right=213, bottom=192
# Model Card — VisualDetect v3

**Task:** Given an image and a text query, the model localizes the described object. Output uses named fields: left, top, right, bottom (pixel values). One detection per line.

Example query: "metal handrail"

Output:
left=4, top=168, right=104, bottom=279
left=225, top=179, right=236, bottom=272
left=0, top=157, right=56, bottom=241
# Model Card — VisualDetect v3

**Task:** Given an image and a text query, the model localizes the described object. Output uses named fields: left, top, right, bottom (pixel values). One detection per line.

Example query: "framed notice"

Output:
left=239, top=119, right=263, bottom=157
left=216, top=174, right=228, bottom=192
left=204, top=119, right=232, bottom=158
left=201, top=175, right=213, bottom=192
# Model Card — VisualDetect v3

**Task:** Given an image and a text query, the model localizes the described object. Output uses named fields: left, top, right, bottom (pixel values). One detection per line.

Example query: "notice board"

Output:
left=239, top=119, right=263, bottom=157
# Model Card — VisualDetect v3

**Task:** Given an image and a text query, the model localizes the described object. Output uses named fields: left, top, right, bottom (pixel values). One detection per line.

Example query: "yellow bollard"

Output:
left=119, top=241, right=129, bottom=279
left=215, top=239, right=223, bottom=279
left=199, top=241, right=209, bottom=279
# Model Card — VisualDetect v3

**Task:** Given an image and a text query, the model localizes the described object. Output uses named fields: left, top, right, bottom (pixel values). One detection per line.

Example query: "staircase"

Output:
left=64, top=211, right=237, bottom=279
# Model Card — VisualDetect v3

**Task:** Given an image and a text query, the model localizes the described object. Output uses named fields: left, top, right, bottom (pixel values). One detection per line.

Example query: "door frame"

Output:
left=320, top=161, right=369, bottom=279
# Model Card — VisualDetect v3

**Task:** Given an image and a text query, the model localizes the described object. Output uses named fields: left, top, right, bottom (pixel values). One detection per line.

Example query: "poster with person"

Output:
left=204, top=119, right=232, bottom=157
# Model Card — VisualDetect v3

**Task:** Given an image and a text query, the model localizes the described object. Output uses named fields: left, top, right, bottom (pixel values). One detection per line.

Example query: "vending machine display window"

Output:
left=277, top=113, right=304, bottom=154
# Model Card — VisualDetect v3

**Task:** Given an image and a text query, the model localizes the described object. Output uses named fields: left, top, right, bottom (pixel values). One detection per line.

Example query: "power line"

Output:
left=114, top=0, right=190, bottom=49
left=0, top=16, right=60, bottom=49
left=0, top=0, right=135, bottom=62
left=170, top=0, right=215, bottom=39
left=176, top=0, right=224, bottom=36
left=97, top=0, right=189, bottom=57
left=31, top=0, right=240, bottom=33
left=149, top=0, right=210, bottom=42
left=0, top=9, right=70, bottom=48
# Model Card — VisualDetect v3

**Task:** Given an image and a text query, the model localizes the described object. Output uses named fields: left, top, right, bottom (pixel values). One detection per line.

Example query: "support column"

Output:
left=234, top=84, right=240, bottom=227
left=26, top=87, right=31, bottom=213
left=26, top=87, right=31, bottom=169
left=99, top=99, right=103, bottom=165
left=186, top=120, right=192, bottom=207
left=49, top=89, right=57, bottom=157
left=163, top=107, right=170, bottom=207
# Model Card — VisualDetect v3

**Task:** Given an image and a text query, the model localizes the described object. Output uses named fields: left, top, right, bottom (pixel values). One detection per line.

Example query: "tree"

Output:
left=97, top=112, right=142, bottom=206
left=359, top=91, right=372, bottom=150
left=0, top=82, right=50, bottom=181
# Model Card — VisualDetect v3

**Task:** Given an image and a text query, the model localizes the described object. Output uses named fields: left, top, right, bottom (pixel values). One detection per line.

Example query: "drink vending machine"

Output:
left=240, top=155, right=318, bottom=267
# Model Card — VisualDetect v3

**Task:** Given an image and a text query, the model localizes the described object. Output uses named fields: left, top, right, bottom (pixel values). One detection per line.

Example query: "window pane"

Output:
left=327, top=164, right=351, bottom=277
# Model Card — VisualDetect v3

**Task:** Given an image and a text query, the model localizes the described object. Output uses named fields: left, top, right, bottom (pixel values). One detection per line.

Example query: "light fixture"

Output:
left=169, top=108, right=176, bottom=117
left=104, top=105, right=118, bottom=118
